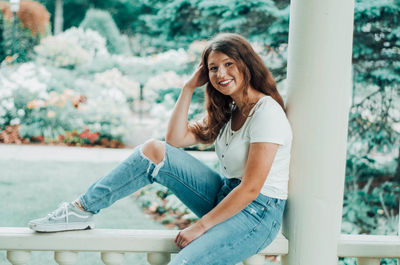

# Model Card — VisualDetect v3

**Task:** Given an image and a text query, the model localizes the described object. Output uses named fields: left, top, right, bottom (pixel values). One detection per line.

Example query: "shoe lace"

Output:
left=47, top=202, right=69, bottom=225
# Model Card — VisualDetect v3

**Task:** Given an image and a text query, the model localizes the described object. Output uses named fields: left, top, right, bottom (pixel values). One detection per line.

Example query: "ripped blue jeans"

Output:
left=80, top=142, right=286, bottom=265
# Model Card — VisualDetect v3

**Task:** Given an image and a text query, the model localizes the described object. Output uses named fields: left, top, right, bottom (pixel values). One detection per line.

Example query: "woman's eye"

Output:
left=210, top=66, right=217, bottom=71
left=225, top=62, right=233, bottom=67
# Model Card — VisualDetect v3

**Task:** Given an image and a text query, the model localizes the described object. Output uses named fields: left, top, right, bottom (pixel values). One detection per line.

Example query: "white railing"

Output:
left=2, top=228, right=399, bottom=265
left=0, top=227, right=288, bottom=265
left=338, top=234, right=400, bottom=265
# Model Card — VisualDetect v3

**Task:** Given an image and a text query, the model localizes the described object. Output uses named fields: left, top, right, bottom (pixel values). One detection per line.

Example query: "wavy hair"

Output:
left=189, top=33, right=285, bottom=143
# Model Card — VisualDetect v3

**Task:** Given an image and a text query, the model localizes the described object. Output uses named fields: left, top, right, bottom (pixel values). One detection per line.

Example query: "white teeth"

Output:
left=219, top=80, right=232, bottom=85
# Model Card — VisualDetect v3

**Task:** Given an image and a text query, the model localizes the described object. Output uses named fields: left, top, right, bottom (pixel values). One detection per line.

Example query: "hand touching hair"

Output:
left=190, top=33, right=285, bottom=144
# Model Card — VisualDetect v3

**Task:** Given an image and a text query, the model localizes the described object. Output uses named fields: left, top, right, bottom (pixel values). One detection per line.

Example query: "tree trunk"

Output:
left=54, top=0, right=63, bottom=35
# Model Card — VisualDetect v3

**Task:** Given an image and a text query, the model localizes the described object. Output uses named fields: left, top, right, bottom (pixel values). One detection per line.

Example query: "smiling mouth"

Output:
left=218, top=80, right=233, bottom=86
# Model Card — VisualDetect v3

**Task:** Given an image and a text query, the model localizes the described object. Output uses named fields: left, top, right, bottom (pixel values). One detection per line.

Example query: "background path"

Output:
left=0, top=144, right=218, bottom=162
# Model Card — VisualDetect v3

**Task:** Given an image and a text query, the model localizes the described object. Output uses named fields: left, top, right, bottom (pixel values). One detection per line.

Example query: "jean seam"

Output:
left=256, top=225, right=274, bottom=253
left=84, top=171, right=150, bottom=210
left=255, top=207, right=281, bottom=253
left=159, top=169, right=216, bottom=207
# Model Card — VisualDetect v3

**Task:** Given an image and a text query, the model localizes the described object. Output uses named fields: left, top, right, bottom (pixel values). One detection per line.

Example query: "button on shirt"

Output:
left=214, top=96, right=292, bottom=200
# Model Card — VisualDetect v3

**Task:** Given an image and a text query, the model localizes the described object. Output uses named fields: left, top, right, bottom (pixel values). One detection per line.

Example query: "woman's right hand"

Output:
left=184, top=64, right=208, bottom=91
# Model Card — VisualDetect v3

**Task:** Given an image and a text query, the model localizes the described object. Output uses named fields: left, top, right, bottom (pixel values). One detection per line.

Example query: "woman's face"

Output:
left=207, top=51, right=245, bottom=98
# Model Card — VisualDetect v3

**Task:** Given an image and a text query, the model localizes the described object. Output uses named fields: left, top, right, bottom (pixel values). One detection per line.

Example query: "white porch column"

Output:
left=282, top=0, right=354, bottom=264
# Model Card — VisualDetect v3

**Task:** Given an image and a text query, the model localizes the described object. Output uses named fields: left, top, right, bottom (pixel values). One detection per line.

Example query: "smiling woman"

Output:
left=207, top=51, right=245, bottom=99
left=28, top=33, right=292, bottom=265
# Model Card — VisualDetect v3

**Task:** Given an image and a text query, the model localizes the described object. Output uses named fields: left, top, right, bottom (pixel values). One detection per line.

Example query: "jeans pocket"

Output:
left=242, top=201, right=267, bottom=230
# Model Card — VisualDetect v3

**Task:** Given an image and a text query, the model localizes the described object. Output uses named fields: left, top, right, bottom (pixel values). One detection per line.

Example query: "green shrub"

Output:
left=79, top=9, right=130, bottom=55
left=342, top=153, right=399, bottom=235
left=1, top=17, right=41, bottom=62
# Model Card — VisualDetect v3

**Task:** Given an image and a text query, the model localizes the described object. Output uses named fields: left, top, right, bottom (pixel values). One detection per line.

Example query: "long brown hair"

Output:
left=190, top=33, right=285, bottom=143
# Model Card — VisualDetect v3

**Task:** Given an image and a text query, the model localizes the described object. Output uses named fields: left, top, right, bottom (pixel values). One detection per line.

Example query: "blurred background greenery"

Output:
left=0, top=0, right=399, bottom=264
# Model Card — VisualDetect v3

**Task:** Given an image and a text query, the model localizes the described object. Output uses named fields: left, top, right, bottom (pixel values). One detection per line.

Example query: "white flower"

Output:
left=2, top=99, right=14, bottom=110
left=17, top=109, right=25, bottom=116
left=10, top=118, right=20, bottom=125
left=0, top=107, right=6, bottom=116
left=61, top=27, right=109, bottom=59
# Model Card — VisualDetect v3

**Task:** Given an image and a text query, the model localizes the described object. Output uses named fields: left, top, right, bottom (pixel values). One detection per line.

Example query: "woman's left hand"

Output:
left=174, top=221, right=206, bottom=249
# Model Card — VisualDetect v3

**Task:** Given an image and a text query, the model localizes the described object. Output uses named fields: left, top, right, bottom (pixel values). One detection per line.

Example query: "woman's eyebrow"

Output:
left=208, top=58, right=231, bottom=67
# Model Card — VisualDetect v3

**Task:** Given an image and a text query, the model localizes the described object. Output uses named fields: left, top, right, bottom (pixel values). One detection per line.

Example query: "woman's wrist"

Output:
left=183, top=83, right=196, bottom=93
left=197, top=218, right=211, bottom=232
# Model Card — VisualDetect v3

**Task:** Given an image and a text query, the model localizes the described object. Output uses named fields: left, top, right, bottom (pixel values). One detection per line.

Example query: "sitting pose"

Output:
left=29, top=33, right=292, bottom=265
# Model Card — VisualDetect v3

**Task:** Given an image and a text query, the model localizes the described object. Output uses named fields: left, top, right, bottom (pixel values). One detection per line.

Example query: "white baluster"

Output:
left=147, top=252, right=171, bottom=265
left=54, top=251, right=78, bottom=265
left=357, top=257, right=381, bottom=265
left=243, top=254, right=265, bottom=265
left=101, top=252, right=125, bottom=265
left=6, top=250, right=31, bottom=265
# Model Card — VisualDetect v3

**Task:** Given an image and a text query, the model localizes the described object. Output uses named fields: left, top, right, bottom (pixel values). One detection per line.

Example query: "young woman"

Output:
left=29, top=33, right=292, bottom=265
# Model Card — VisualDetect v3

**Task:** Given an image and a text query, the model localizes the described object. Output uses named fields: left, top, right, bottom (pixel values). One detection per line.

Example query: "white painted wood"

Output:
left=6, top=250, right=30, bottom=265
left=101, top=252, right=125, bottom=265
left=357, top=258, right=381, bottom=265
left=0, top=227, right=288, bottom=255
left=282, top=0, right=355, bottom=264
left=243, top=254, right=265, bottom=265
left=147, top=252, right=171, bottom=265
left=54, top=251, right=77, bottom=265
left=338, top=234, right=400, bottom=258
left=53, top=0, right=63, bottom=35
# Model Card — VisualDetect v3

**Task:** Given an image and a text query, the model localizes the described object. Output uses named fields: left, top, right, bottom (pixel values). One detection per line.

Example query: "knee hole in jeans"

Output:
left=142, top=139, right=166, bottom=164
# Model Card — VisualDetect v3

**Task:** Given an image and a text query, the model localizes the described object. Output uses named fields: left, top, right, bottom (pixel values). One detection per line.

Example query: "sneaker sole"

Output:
left=28, top=222, right=95, bottom=233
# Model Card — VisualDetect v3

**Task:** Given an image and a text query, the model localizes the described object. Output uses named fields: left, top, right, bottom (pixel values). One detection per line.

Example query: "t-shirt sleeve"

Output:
left=248, top=100, right=291, bottom=145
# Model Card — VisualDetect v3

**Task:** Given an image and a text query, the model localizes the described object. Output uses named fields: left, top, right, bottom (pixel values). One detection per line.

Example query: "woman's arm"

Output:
left=165, top=65, right=207, bottom=147
left=175, top=142, right=279, bottom=248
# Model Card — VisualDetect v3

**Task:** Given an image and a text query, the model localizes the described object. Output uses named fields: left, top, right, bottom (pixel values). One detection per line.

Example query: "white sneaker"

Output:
left=28, top=202, right=94, bottom=232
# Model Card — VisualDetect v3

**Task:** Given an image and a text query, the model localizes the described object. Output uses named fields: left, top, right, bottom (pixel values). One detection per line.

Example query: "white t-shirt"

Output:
left=214, top=96, right=292, bottom=199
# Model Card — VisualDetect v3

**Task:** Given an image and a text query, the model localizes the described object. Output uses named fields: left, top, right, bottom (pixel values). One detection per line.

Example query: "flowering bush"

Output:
left=77, top=48, right=189, bottom=83
left=60, top=27, right=109, bottom=60
left=79, top=9, right=130, bottom=55
left=33, top=26, right=109, bottom=69
left=0, top=62, right=131, bottom=145
left=93, top=68, right=140, bottom=111
left=34, top=35, right=88, bottom=69
left=1, top=40, right=282, bottom=148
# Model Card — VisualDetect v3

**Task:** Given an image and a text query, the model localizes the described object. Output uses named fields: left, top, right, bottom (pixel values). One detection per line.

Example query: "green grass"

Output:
left=0, top=159, right=167, bottom=265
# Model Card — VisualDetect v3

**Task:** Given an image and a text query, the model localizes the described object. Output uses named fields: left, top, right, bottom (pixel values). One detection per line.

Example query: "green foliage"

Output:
left=342, top=153, right=399, bottom=235
left=0, top=17, right=41, bottom=62
left=79, top=9, right=130, bottom=55
left=133, top=0, right=289, bottom=52
left=349, top=0, right=400, bottom=154
left=342, top=0, right=400, bottom=237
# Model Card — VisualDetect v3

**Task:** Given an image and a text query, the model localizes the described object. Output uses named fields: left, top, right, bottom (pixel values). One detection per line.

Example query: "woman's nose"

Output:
left=217, top=66, right=227, bottom=78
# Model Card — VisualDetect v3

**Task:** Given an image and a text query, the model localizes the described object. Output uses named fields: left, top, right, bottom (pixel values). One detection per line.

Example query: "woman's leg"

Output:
left=79, top=139, right=224, bottom=217
left=168, top=192, right=286, bottom=265
left=29, top=139, right=224, bottom=232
